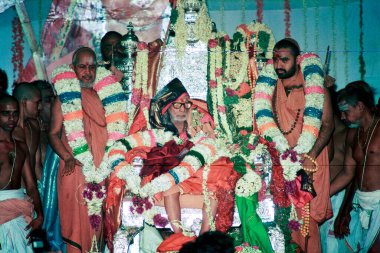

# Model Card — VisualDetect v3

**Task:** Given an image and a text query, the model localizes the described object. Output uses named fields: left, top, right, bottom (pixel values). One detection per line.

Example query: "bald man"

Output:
left=49, top=47, right=108, bottom=252
left=0, top=94, right=43, bottom=252
left=12, top=83, right=42, bottom=185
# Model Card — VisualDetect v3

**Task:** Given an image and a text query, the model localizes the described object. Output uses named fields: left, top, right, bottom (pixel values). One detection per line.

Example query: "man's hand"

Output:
left=62, top=156, right=83, bottom=176
left=25, top=216, right=43, bottom=244
left=334, top=211, right=351, bottom=238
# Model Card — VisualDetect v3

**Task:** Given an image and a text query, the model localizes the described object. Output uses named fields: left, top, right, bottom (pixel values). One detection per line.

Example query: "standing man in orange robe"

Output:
left=271, top=38, right=333, bottom=252
left=49, top=47, right=108, bottom=252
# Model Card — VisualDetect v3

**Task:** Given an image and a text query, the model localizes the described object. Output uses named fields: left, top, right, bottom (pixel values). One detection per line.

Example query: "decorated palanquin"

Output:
left=103, top=0, right=328, bottom=252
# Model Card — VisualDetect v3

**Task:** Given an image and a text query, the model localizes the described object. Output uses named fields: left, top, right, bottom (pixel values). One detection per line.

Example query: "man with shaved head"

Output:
left=0, top=94, right=43, bottom=252
left=49, top=47, right=108, bottom=252
left=12, top=83, right=42, bottom=188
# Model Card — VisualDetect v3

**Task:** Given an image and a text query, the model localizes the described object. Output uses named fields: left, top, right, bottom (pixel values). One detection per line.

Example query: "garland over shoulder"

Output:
left=254, top=53, right=325, bottom=181
left=51, top=64, right=129, bottom=183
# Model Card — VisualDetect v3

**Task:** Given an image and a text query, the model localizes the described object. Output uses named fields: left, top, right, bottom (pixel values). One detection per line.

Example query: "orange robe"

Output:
left=57, top=88, right=108, bottom=252
left=274, top=72, right=332, bottom=253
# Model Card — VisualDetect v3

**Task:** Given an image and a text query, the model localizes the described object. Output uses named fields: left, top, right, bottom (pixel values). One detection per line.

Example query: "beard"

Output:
left=171, top=115, right=187, bottom=122
left=275, top=63, right=297, bottom=79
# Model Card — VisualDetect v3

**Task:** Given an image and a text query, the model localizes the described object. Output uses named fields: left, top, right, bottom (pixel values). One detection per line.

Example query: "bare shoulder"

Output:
left=12, top=126, right=26, bottom=142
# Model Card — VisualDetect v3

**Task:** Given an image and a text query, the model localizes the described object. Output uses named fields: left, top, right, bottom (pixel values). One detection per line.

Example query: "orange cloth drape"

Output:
left=275, top=72, right=332, bottom=253
left=57, top=88, right=108, bottom=253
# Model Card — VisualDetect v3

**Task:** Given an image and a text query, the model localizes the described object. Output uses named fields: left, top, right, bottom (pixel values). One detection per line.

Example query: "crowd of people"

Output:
left=0, top=21, right=379, bottom=253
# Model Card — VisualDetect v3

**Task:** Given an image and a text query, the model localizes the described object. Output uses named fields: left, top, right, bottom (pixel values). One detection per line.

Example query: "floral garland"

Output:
left=302, top=0, right=308, bottom=50
left=236, top=22, right=276, bottom=60
left=109, top=130, right=222, bottom=227
left=256, top=0, right=263, bottom=23
left=51, top=65, right=128, bottom=228
left=254, top=53, right=325, bottom=182
left=359, top=0, right=366, bottom=79
left=12, top=17, right=24, bottom=81
left=284, top=0, right=291, bottom=37
left=131, top=42, right=150, bottom=130
left=235, top=243, right=262, bottom=253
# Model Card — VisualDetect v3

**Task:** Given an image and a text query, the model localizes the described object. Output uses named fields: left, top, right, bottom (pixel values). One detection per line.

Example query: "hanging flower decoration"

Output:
left=11, top=17, right=24, bottom=81
left=256, top=0, right=263, bottom=23
left=235, top=243, right=262, bottom=253
left=359, top=0, right=366, bottom=79
left=83, top=183, right=106, bottom=230
left=51, top=65, right=128, bottom=229
left=284, top=0, right=291, bottom=37
left=254, top=53, right=325, bottom=182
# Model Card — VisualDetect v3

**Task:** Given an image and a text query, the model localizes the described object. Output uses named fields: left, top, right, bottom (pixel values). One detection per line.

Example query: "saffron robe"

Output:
left=274, top=71, right=332, bottom=253
left=57, top=88, right=108, bottom=253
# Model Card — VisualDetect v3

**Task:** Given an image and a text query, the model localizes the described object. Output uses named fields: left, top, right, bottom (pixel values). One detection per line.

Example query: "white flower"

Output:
left=235, top=170, right=262, bottom=197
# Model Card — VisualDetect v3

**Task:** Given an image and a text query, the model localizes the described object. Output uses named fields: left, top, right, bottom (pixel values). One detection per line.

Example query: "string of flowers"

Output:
left=202, top=163, right=215, bottom=231
left=12, top=17, right=24, bottom=81
left=359, top=0, right=366, bottom=79
left=235, top=243, right=262, bottom=253
left=303, top=0, right=308, bottom=50
left=284, top=0, right=291, bottom=37
left=331, top=0, right=337, bottom=77
left=139, top=135, right=215, bottom=197
left=314, top=0, right=320, bottom=53
left=254, top=53, right=325, bottom=180
left=130, top=42, right=149, bottom=130
left=241, top=0, right=246, bottom=24
left=256, top=0, right=263, bottom=23
left=220, top=0, right=225, bottom=33
left=110, top=130, right=216, bottom=198
left=216, top=36, right=233, bottom=141
left=51, top=65, right=128, bottom=229
left=343, top=0, right=349, bottom=84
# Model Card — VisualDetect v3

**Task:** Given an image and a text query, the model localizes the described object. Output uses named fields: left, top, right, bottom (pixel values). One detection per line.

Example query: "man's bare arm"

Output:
left=48, top=99, right=82, bottom=175
left=308, top=87, right=334, bottom=159
left=22, top=146, right=43, bottom=240
left=330, top=129, right=357, bottom=195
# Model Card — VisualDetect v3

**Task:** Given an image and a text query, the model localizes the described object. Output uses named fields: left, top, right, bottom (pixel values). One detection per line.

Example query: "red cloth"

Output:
left=140, top=140, right=194, bottom=179
left=57, top=88, right=108, bottom=253
left=156, top=233, right=196, bottom=252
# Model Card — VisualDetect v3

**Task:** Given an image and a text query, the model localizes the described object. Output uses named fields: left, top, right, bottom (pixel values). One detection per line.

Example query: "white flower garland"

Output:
left=254, top=53, right=325, bottom=180
left=51, top=64, right=128, bottom=183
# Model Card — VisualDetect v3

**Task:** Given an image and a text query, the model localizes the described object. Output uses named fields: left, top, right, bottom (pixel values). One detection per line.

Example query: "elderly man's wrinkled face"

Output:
left=273, top=48, right=298, bottom=79
left=339, top=101, right=361, bottom=128
left=168, top=95, right=192, bottom=123
left=72, top=52, right=97, bottom=86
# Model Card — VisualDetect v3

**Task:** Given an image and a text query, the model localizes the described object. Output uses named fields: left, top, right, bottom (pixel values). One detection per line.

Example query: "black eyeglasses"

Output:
left=172, top=101, right=193, bottom=109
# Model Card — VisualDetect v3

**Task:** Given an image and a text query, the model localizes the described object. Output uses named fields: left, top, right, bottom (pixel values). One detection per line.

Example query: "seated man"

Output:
left=141, top=78, right=239, bottom=250
left=0, top=94, right=43, bottom=252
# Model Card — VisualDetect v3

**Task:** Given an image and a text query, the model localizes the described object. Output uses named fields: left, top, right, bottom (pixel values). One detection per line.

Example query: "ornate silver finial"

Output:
left=183, top=0, right=202, bottom=13
left=120, top=22, right=139, bottom=54
left=114, top=22, right=139, bottom=94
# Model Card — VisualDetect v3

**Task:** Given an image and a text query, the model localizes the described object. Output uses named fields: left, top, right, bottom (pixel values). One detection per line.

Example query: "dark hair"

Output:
left=0, top=93, right=19, bottom=106
left=274, top=38, right=301, bottom=57
left=337, top=80, right=375, bottom=112
left=72, top=47, right=96, bottom=66
left=32, top=80, right=52, bottom=91
left=100, top=31, right=122, bottom=60
left=0, top=68, right=8, bottom=93
left=12, top=82, right=40, bottom=101
left=179, top=231, right=235, bottom=253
